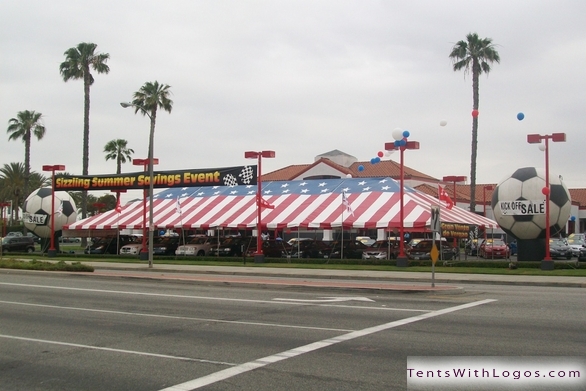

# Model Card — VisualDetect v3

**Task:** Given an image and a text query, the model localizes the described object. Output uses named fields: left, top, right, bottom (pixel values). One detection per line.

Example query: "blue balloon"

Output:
left=358, top=165, right=364, bottom=172
left=517, top=112, right=524, bottom=121
left=571, top=216, right=576, bottom=222
left=402, top=130, right=410, bottom=138
left=399, top=139, right=406, bottom=147
left=394, top=140, right=401, bottom=147
left=370, top=157, right=376, bottom=164
left=374, top=157, right=381, bottom=163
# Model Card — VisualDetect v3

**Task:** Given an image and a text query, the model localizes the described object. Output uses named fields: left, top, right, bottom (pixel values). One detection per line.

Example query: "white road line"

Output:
left=0, top=282, right=430, bottom=312
left=158, top=299, right=497, bottom=391
left=0, top=300, right=354, bottom=332
left=0, top=334, right=236, bottom=366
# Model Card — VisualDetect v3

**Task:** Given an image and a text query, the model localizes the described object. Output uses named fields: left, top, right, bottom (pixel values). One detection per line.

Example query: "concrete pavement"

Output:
left=74, top=261, right=586, bottom=293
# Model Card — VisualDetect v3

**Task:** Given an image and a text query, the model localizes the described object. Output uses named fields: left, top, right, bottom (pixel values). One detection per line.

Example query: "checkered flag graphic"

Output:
left=223, top=174, right=238, bottom=187
left=239, top=166, right=255, bottom=184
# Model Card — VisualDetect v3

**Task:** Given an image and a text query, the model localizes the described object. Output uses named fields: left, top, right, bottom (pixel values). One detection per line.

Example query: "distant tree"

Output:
left=104, top=139, right=134, bottom=175
left=59, top=42, right=110, bottom=228
left=0, top=162, right=47, bottom=221
left=7, top=110, right=46, bottom=215
left=449, top=33, right=500, bottom=212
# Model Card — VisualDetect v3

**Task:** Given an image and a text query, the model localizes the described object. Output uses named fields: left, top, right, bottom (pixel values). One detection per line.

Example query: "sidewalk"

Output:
left=78, top=261, right=586, bottom=293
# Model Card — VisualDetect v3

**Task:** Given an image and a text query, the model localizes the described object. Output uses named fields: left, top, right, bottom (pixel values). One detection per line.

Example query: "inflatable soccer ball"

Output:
left=23, top=187, right=77, bottom=238
left=491, top=167, right=571, bottom=240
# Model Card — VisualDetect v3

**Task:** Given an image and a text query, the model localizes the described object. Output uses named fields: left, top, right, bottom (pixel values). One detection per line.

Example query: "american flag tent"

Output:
left=64, top=177, right=499, bottom=233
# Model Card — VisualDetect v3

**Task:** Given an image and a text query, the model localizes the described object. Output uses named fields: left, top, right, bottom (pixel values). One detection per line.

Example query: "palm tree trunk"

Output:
left=469, top=62, right=480, bottom=213
left=22, top=134, right=31, bottom=234
left=81, top=71, right=91, bottom=247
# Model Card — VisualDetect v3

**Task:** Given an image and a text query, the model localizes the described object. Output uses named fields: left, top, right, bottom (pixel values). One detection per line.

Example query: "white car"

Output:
left=566, top=237, right=586, bottom=257
left=120, top=241, right=144, bottom=255
left=175, top=236, right=218, bottom=256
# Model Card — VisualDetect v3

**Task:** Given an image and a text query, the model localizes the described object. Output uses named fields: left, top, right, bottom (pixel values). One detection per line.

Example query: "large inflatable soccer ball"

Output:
left=491, top=167, right=571, bottom=240
left=23, top=187, right=77, bottom=238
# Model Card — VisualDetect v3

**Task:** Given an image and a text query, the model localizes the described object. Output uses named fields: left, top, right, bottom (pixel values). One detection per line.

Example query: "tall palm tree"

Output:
left=449, top=33, right=500, bottom=212
left=59, top=42, right=110, bottom=225
left=7, top=110, right=46, bottom=214
left=104, top=139, right=134, bottom=174
left=128, top=81, right=173, bottom=267
left=0, top=162, right=47, bottom=222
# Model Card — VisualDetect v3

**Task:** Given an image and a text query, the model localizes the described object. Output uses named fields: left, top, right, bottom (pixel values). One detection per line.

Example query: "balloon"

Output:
left=439, top=120, right=447, bottom=126
left=377, top=151, right=384, bottom=158
left=402, top=130, right=410, bottom=138
left=385, top=150, right=394, bottom=157
left=538, top=144, right=546, bottom=151
left=517, top=112, right=524, bottom=121
left=542, top=186, right=550, bottom=196
left=358, top=165, right=364, bottom=172
left=472, top=109, right=479, bottom=117
left=370, top=157, right=377, bottom=164
left=399, top=139, right=406, bottom=147
left=346, top=173, right=352, bottom=178
left=392, top=128, right=403, bottom=140
left=394, top=140, right=401, bottom=147
left=571, top=216, right=576, bottom=222
left=374, top=157, right=381, bottom=163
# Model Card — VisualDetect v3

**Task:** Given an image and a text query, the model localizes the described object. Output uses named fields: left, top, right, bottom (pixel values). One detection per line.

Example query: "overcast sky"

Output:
left=1, top=0, right=585, bottom=205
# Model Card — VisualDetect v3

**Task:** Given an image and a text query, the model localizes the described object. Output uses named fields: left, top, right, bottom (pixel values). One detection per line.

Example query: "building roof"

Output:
left=263, top=157, right=439, bottom=182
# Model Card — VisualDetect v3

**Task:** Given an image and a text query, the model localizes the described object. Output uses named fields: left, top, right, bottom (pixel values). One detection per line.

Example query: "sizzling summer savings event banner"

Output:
left=53, top=165, right=257, bottom=191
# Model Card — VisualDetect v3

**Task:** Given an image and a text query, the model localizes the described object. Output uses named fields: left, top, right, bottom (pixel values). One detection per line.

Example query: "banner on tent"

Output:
left=53, top=165, right=257, bottom=191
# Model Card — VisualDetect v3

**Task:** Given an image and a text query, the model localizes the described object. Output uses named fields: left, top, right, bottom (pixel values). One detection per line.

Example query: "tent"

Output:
left=64, top=177, right=498, bottom=235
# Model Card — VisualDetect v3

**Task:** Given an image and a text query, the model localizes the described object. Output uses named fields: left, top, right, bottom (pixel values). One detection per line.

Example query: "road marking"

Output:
left=0, top=334, right=236, bottom=366
left=273, top=296, right=375, bottom=303
left=158, top=299, right=497, bottom=391
left=0, top=282, right=428, bottom=312
left=0, top=300, right=353, bottom=332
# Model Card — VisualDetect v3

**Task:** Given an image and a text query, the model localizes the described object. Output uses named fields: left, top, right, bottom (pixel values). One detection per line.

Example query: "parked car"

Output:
left=324, top=240, right=369, bottom=259
left=120, top=239, right=144, bottom=255
left=1, top=236, right=35, bottom=253
left=175, top=235, right=218, bottom=256
left=356, top=236, right=376, bottom=247
left=362, top=238, right=401, bottom=260
left=59, top=236, right=81, bottom=243
left=85, top=235, right=140, bottom=255
left=5, top=231, right=23, bottom=237
left=245, top=239, right=292, bottom=258
left=578, top=247, right=586, bottom=262
left=152, top=236, right=181, bottom=256
left=407, top=239, right=456, bottom=261
left=566, top=237, right=586, bottom=257
left=208, top=236, right=252, bottom=257
left=26, top=232, right=42, bottom=244
left=548, top=238, right=573, bottom=260
left=478, top=238, right=510, bottom=259
left=289, top=239, right=329, bottom=259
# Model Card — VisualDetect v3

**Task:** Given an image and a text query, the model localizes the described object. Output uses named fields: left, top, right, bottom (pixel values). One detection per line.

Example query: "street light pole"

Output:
left=245, top=150, right=276, bottom=263
left=384, top=140, right=419, bottom=267
left=42, top=164, right=65, bottom=257
left=122, top=102, right=157, bottom=268
left=527, top=132, right=566, bottom=270
left=132, top=158, right=158, bottom=260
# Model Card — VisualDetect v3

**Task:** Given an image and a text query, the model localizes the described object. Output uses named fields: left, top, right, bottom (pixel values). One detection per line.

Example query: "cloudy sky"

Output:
left=1, top=0, right=585, bottom=205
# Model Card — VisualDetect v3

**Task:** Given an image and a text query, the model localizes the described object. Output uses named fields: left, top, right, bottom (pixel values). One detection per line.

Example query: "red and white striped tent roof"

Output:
left=65, top=177, right=499, bottom=234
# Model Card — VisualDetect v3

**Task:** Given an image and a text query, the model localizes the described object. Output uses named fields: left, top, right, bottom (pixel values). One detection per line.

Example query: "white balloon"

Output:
left=392, top=128, right=403, bottom=140
left=346, top=173, right=352, bottom=178
left=538, top=144, right=546, bottom=151
left=439, top=120, right=447, bottom=126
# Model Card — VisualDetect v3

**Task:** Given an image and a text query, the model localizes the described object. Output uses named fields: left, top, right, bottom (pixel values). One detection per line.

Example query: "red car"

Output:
left=478, top=239, right=510, bottom=259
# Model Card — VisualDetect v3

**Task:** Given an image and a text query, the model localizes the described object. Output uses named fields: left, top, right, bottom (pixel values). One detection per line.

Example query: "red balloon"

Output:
left=377, top=151, right=383, bottom=158
left=471, top=109, right=479, bottom=117
left=542, top=186, right=550, bottom=196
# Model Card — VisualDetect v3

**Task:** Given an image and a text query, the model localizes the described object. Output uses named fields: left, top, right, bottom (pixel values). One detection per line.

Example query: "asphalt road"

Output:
left=0, top=271, right=585, bottom=391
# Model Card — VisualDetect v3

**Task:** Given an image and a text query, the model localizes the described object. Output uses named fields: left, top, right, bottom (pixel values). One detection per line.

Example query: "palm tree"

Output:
left=449, top=33, right=500, bottom=212
left=7, top=110, right=46, bottom=214
left=104, top=139, right=134, bottom=174
left=128, top=81, right=173, bottom=267
left=0, top=162, right=48, bottom=222
left=59, top=42, right=110, bottom=225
